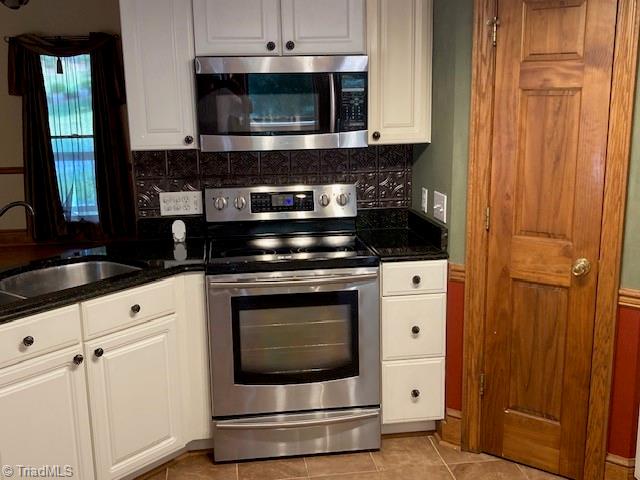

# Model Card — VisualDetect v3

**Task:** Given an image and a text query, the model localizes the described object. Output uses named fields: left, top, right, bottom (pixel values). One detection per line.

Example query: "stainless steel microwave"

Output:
left=194, top=55, right=368, bottom=152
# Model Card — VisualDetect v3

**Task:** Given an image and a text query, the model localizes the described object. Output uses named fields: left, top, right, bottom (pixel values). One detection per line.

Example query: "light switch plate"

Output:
left=160, top=191, right=203, bottom=216
left=421, top=188, right=428, bottom=213
left=434, top=191, right=447, bottom=223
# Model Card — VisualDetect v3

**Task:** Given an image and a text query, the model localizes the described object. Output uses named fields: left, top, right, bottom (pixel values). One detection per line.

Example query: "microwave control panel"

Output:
left=340, top=74, right=367, bottom=131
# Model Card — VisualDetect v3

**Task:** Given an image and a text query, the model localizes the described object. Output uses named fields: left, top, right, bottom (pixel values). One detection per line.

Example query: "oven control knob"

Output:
left=234, top=196, right=247, bottom=210
left=337, top=193, right=349, bottom=207
left=214, top=197, right=228, bottom=211
left=319, top=194, right=331, bottom=207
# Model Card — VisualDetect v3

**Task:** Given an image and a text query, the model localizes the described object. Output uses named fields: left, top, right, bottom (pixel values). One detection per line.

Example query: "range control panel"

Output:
left=205, top=184, right=357, bottom=222
left=251, top=191, right=315, bottom=213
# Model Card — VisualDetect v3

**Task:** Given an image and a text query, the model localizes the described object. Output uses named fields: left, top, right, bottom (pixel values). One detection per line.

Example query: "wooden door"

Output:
left=120, top=0, right=198, bottom=150
left=0, top=347, right=95, bottom=480
left=192, top=0, right=282, bottom=56
left=86, top=316, right=183, bottom=480
left=280, top=0, right=366, bottom=55
left=482, top=0, right=617, bottom=478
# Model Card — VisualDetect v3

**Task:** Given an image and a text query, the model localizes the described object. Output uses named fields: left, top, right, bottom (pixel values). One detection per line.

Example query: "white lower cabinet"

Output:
left=85, top=315, right=183, bottom=480
left=380, top=260, right=446, bottom=431
left=0, top=346, right=95, bottom=480
left=382, top=358, right=444, bottom=424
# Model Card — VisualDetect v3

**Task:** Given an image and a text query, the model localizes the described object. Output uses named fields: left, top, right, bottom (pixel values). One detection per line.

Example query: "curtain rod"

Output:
left=3, top=34, right=120, bottom=44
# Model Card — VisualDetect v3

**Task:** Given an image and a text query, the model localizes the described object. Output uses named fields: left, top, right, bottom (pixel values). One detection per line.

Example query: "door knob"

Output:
left=94, top=348, right=104, bottom=358
left=372, top=131, right=381, bottom=141
left=572, top=258, right=592, bottom=277
left=73, top=354, right=84, bottom=365
left=286, top=41, right=295, bottom=50
left=22, top=336, right=34, bottom=347
left=266, top=41, right=276, bottom=51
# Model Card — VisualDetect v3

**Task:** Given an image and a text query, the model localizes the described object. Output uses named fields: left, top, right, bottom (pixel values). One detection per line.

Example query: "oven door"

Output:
left=195, top=56, right=368, bottom=151
left=207, top=268, right=380, bottom=417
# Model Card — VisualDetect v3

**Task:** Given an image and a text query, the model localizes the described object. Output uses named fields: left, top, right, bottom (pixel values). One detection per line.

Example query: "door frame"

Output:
left=461, top=1, right=640, bottom=478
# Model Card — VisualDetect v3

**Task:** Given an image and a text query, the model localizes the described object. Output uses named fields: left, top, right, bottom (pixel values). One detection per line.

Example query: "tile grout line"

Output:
left=303, top=456, right=310, bottom=479
left=428, top=436, right=457, bottom=480
left=369, top=451, right=382, bottom=472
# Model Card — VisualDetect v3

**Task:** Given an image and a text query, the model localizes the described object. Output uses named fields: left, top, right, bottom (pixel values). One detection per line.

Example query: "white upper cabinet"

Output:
left=193, top=0, right=282, bottom=56
left=280, top=0, right=366, bottom=55
left=367, top=0, right=432, bottom=144
left=120, top=0, right=198, bottom=150
left=194, top=0, right=365, bottom=56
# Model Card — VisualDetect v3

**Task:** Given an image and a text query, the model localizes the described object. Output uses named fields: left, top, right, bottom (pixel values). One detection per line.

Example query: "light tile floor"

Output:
left=136, top=434, right=565, bottom=480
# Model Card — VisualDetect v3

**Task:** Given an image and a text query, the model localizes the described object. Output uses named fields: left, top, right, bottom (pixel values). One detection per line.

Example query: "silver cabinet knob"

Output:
left=234, top=196, right=247, bottom=210
left=337, top=193, right=349, bottom=207
left=319, top=194, right=331, bottom=207
left=214, top=197, right=228, bottom=211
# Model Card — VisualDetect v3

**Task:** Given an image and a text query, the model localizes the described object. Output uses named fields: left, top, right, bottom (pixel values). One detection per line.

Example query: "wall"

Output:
left=0, top=0, right=121, bottom=230
left=411, top=0, right=472, bottom=265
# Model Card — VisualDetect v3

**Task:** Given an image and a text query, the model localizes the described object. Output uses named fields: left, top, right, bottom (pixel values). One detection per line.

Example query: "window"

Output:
left=41, top=54, right=99, bottom=223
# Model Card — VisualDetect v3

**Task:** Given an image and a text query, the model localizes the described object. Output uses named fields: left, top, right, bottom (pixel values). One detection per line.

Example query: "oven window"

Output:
left=231, top=291, right=359, bottom=385
left=196, top=73, right=331, bottom=136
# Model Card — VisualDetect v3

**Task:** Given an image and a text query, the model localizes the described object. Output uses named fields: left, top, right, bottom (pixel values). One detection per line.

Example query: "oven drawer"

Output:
left=213, top=408, right=381, bottom=462
left=382, top=260, right=447, bottom=296
left=0, top=305, right=81, bottom=368
left=382, top=294, right=446, bottom=360
left=82, top=279, right=176, bottom=339
left=382, top=358, right=444, bottom=424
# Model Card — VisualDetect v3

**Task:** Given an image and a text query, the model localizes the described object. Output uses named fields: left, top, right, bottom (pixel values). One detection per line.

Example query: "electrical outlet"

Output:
left=421, top=188, right=428, bottom=213
left=433, top=191, right=447, bottom=223
left=160, top=191, right=203, bottom=216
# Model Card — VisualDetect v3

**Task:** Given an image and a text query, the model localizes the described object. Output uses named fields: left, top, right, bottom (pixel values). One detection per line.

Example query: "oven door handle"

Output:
left=208, top=273, right=378, bottom=289
left=216, top=411, right=379, bottom=430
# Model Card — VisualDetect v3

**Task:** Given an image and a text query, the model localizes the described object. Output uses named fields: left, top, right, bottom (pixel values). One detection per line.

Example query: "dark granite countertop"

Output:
left=356, top=208, right=449, bottom=262
left=0, top=239, right=206, bottom=325
left=0, top=208, right=447, bottom=325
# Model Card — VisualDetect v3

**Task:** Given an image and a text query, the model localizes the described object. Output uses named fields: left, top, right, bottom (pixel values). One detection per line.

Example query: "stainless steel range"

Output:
left=205, top=184, right=380, bottom=462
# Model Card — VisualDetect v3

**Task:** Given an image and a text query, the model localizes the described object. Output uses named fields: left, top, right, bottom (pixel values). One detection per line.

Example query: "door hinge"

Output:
left=484, top=207, right=491, bottom=231
left=480, top=373, right=486, bottom=397
left=487, top=17, right=500, bottom=47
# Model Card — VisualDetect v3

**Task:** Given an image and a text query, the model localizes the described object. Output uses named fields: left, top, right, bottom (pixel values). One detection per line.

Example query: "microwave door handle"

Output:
left=208, top=273, right=378, bottom=289
left=329, top=73, right=337, bottom=133
left=216, top=410, right=379, bottom=430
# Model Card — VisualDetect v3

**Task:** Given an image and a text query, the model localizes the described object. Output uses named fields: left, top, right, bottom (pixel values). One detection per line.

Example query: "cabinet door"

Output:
left=281, top=0, right=365, bottom=55
left=367, top=0, right=432, bottom=144
left=382, top=294, right=446, bottom=361
left=120, top=0, right=197, bottom=150
left=0, top=346, right=94, bottom=480
left=193, top=0, right=282, bottom=55
left=382, top=358, right=444, bottom=424
left=86, top=316, right=183, bottom=480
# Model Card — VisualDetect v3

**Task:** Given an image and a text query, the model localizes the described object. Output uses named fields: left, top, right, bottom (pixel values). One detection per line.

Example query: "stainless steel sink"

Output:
left=0, top=261, right=142, bottom=298
left=0, top=290, right=26, bottom=306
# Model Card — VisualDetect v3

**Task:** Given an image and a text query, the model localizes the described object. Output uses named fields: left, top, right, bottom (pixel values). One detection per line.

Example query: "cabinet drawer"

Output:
left=382, top=260, right=447, bottom=296
left=382, top=358, right=444, bottom=424
left=382, top=294, right=446, bottom=360
left=0, top=305, right=82, bottom=368
left=82, top=279, right=176, bottom=339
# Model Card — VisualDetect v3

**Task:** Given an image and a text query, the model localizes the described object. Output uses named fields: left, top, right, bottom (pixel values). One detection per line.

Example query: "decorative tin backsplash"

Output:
left=132, top=145, right=413, bottom=218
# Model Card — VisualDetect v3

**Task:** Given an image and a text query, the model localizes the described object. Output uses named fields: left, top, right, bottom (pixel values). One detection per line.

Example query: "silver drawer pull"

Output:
left=216, top=411, right=378, bottom=430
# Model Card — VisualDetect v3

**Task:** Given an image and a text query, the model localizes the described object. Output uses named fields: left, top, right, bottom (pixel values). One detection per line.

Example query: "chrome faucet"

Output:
left=0, top=201, right=35, bottom=218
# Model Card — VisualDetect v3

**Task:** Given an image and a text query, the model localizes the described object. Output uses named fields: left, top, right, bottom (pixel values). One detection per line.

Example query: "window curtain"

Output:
left=7, top=33, right=135, bottom=240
